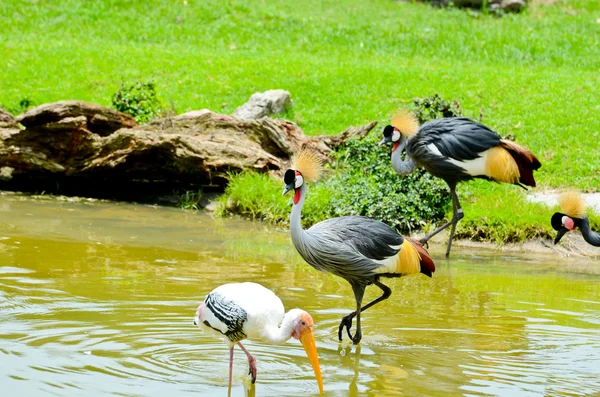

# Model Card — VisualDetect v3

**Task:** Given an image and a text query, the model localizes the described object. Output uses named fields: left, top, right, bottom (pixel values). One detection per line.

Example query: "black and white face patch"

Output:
left=383, top=125, right=401, bottom=143
left=284, top=169, right=304, bottom=189
left=284, top=169, right=296, bottom=185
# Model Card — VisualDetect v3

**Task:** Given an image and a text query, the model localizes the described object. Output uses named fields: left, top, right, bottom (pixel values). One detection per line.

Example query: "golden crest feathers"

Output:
left=391, top=110, right=419, bottom=137
left=558, top=191, right=586, bottom=218
left=292, top=149, right=323, bottom=182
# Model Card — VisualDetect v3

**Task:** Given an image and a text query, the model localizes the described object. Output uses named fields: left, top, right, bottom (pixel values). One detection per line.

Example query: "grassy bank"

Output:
left=1, top=0, right=599, bottom=242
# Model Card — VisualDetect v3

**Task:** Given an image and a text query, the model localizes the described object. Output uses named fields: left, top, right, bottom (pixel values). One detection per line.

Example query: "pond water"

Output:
left=1, top=193, right=599, bottom=397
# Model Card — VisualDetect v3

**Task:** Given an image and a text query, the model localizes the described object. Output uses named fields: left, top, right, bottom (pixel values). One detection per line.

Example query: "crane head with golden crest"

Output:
left=551, top=191, right=587, bottom=244
left=379, top=109, right=419, bottom=150
left=283, top=149, right=323, bottom=204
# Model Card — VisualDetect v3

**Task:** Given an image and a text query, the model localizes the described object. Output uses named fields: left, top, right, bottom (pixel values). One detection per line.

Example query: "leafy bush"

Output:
left=111, top=82, right=164, bottom=123
left=326, top=132, right=449, bottom=232
left=412, top=93, right=462, bottom=124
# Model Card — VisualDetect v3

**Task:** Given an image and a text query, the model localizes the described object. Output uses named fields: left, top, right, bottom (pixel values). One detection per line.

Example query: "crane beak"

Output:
left=299, top=329, right=324, bottom=394
left=554, top=227, right=569, bottom=245
left=378, top=137, right=392, bottom=146
left=282, top=183, right=295, bottom=196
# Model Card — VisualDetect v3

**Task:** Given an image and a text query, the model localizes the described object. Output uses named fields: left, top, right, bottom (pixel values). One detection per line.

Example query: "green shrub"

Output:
left=111, top=81, right=164, bottom=123
left=326, top=132, right=449, bottom=232
left=412, top=93, right=463, bottom=124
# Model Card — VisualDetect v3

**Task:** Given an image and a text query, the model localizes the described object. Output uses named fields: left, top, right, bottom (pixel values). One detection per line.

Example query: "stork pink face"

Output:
left=291, top=311, right=314, bottom=340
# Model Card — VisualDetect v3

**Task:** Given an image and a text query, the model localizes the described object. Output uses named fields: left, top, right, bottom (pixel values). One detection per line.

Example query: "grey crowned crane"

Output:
left=552, top=192, right=600, bottom=246
left=283, top=150, right=435, bottom=345
left=194, top=282, right=323, bottom=394
left=380, top=111, right=542, bottom=257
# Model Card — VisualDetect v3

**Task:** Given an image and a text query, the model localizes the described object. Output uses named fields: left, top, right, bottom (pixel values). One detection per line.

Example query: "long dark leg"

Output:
left=238, top=342, right=257, bottom=384
left=420, top=183, right=463, bottom=248
left=338, top=281, right=392, bottom=343
left=445, top=186, right=463, bottom=257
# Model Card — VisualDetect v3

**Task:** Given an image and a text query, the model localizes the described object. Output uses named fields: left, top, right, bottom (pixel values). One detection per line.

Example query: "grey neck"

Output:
left=580, top=217, right=600, bottom=247
left=290, top=184, right=307, bottom=243
left=290, top=184, right=319, bottom=265
left=391, top=140, right=417, bottom=175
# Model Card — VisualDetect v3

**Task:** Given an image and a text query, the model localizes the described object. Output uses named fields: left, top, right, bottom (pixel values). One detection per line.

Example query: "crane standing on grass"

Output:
left=194, top=282, right=324, bottom=394
left=283, top=150, right=435, bottom=345
left=380, top=111, right=542, bottom=257
left=552, top=191, right=600, bottom=247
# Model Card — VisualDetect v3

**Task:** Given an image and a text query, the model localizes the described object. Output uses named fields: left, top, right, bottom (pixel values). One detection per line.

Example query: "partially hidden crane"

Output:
left=194, top=282, right=324, bottom=394
left=283, top=150, right=435, bottom=345
left=552, top=191, right=600, bottom=246
left=380, top=111, right=541, bottom=257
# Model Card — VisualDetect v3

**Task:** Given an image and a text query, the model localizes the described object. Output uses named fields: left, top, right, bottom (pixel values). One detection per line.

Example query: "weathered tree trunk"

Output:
left=0, top=102, right=377, bottom=200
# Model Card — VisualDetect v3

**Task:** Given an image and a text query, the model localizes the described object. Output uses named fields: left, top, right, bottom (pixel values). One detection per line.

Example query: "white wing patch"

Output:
left=372, top=254, right=398, bottom=274
left=427, top=143, right=491, bottom=177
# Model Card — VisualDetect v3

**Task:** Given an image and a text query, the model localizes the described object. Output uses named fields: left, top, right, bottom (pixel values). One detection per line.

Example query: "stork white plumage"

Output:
left=194, top=282, right=324, bottom=394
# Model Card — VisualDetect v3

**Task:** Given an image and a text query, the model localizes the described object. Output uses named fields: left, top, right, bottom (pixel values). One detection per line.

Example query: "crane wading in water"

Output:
left=380, top=111, right=542, bottom=257
left=283, top=150, right=435, bottom=345
left=552, top=192, right=600, bottom=247
left=194, top=282, right=324, bottom=394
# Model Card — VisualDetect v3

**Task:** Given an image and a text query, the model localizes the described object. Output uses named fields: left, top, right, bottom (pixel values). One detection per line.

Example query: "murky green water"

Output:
left=1, top=193, right=599, bottom=397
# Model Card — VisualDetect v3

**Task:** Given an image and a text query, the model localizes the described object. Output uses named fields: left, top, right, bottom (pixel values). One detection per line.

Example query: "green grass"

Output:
left=216, top=172, right=333, bottom=227
left=1, top=0, right=599, bottom=242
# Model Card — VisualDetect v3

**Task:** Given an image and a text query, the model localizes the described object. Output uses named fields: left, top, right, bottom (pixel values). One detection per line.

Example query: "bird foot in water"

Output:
left=337, top=313, right=355, bottom=341
left=352, top=330, right=362, bottom=345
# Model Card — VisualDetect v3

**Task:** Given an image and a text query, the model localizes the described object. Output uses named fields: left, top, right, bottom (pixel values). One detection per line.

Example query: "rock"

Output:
left=233, top=90, right=292, bottom=120
left=0, top=109, right=19, bottom=129
left=0, top=101, right=377, bottom=200
left=500, top=0, right=526, bottom=12
left=0, top=166, right=14, bottom=181
left=175, top=109, right=211, bottom=120
left=16, top=100, right=137, bottom=136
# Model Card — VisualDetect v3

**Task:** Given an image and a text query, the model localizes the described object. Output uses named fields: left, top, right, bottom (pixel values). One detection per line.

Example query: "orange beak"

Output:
left=299, top=328, right=324, bottom=394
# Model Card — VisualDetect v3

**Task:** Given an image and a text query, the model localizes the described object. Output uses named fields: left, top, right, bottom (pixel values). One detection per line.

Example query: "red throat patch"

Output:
left=392, top=142, right=400, bottom=152
left=294, top=189, right=301, bottom=205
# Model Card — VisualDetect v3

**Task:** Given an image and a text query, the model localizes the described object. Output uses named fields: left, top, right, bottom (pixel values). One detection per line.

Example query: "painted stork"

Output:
left=282, top=150, right=435, bottom=345
left=380, top=111, right=542, bottom=256
left=194, top=282, right=324, bottom=394
left=552, top=191, right=600, bottom=246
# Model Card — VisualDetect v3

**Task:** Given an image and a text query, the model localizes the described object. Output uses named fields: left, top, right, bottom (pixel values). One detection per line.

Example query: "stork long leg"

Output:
left=228, top=346, right=234, bottom=391
left=238, top=342, right=257, bottom=384
left=338, top=281, right=391, bottom=344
